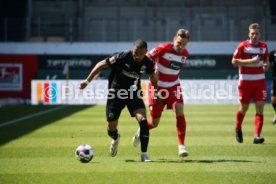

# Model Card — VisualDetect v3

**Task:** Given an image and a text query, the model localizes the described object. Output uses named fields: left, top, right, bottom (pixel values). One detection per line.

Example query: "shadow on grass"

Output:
left=0, top=105, right=91, bottom=146
left=125, top=159, right=259, bottom=164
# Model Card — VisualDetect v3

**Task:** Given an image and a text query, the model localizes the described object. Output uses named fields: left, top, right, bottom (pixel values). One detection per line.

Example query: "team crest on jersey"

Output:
left=169, top=61, right=182, bottom=70
left=140, top=65, right=146, bottom=73
left=181, top=56, right=186, bottom=63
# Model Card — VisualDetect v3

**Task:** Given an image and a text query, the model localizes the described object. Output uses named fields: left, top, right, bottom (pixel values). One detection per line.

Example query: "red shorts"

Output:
left=238, top=79, right=267, bottom=104
left=148, top=83, right=184, bottom=118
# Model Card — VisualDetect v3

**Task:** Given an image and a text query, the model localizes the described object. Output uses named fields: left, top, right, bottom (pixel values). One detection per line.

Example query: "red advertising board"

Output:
left=0, top=55, right=38, bottom=98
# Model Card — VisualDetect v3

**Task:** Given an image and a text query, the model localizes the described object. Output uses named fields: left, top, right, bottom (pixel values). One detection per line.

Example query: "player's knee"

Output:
left=255, top=106, right=264, bottom=115
left=174, top=103, right=184, bottom=115
left=151, top=122, right=159, bottom=128
left=240, top=105, right=249, bottom=114
left=240, top=109, right=247, bottom=114
left=106, top=114, right=119, bottom=122
left=151, top=119, right=160, bottom=128
left=136, top=116, right=146, bottom=123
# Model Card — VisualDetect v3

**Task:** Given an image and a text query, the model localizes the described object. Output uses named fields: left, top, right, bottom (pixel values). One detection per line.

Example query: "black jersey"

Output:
left=105, top=51, right=154, bottom=90
left=269, top=50, right=276, bottom=79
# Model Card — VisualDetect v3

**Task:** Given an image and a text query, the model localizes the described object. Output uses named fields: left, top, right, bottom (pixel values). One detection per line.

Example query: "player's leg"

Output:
left=172, top=102, right=188, bottom=157
left=133, top=108, right=151, bottom=162
left=271, top=80, right=276, bottom=124
left=127, top=93, right=151, bottom=162
left=107, top=120, right=120, bottom=157
left=106, top=97, right=124, bottom=157
left=148, top=104, right=164, bottom=129
left=132, top=98, right=164, bottom=147
left=235, top=103, right=249, bottom=143
left=253, top=101, right=265, bottom=144
left=168, top=86, right=187, bottom=157
left=147, top=83, right=165, bottom=129
left=272, top=96, right=276, bottom=124
left=235, top=82, right=251, bottom=143
left=173, top=102, right=185, bottom=145
left=252, top=81, right=267, bottom=144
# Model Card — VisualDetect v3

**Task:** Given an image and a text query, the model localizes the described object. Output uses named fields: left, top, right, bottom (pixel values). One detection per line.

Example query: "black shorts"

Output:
left=106, top=90, right=145, bottom=121
left=271, top=80, right=276, bottom=96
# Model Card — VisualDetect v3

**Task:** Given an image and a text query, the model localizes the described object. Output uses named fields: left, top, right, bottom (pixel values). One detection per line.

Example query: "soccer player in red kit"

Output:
left=132, top=29, right=190, bottom=157
left=232, top=23, right=269, bottom=144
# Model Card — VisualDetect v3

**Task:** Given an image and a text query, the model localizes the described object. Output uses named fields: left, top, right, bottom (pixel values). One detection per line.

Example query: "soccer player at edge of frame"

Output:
left=269, top=49, right=276, bottom=124
left=79, top=39, right=158, bottom=162
left=232, top=23, right=269, bottom=144
left=132, top=28, right=190, bottom=157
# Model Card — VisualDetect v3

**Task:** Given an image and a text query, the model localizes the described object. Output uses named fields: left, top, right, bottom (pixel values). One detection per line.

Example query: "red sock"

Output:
left=236, top=110, right=245, bottom=130
left=147, top=119, right=155, bottom=130
left=254, top=114, right=263, bottom=137
left=176, top=115, right=186, bottom=145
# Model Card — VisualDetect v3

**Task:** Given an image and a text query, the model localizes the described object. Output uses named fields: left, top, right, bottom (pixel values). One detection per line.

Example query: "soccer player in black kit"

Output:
left=79, top=39, right=157, bottom=162
left=269, top=50, right=276, bottom=124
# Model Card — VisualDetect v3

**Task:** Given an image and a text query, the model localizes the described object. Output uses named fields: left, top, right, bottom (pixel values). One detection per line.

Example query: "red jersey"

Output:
left=233, top=40, right=268, bottom=81
left=147, top=42, right=189, bottom=88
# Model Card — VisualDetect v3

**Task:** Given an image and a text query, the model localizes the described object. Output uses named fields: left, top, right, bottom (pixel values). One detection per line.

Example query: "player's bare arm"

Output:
left=149, top=71, right=163, bottom=105
left=263, top=60, right=270, bottom=71
left=232, top=55, right=260, bottom=66
left=79, top=60, right=109, bottom=89
left=149, top=73, right=158, bottom=90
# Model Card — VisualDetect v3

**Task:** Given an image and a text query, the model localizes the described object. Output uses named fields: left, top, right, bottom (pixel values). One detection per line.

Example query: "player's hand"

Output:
left=79, top=80, right=89, bottom=89
left=232, top=59, right=238, bottom=66
left=250, top=55, right=260, bottom=64
left=263, top=63, right=269, bottom=71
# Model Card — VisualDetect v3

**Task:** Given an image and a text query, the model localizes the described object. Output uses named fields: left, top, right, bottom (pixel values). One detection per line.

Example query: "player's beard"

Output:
left=176, top=45, right=183, bottom=53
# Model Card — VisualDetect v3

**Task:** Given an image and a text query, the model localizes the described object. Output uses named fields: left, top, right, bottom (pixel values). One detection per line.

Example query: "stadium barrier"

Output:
left=0, top=55, right=38, bottom=99
left=31, top=80, right=241, bottom=105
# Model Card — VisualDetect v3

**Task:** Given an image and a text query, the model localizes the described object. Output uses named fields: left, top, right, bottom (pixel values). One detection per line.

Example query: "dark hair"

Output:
left=133, top=39, right=148, bottom=49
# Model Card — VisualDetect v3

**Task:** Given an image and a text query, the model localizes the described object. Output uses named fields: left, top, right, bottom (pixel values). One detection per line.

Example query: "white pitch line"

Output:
left=0, top=106, right=66, bottom=128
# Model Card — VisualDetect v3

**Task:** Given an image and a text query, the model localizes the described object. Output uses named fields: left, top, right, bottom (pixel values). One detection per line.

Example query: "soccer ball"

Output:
left=75, top=144, right=94, bottom=163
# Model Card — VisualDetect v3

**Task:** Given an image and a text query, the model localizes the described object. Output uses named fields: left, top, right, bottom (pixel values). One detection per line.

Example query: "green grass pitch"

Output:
left=0, top=104, right=276, bottom=184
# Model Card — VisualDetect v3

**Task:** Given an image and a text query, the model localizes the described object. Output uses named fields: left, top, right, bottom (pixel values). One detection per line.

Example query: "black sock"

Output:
left=108, top=129, right=118, bottom=140
left=273, top=103, right=276, bottom=112
left=139, top=119, right=149, bottom=152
